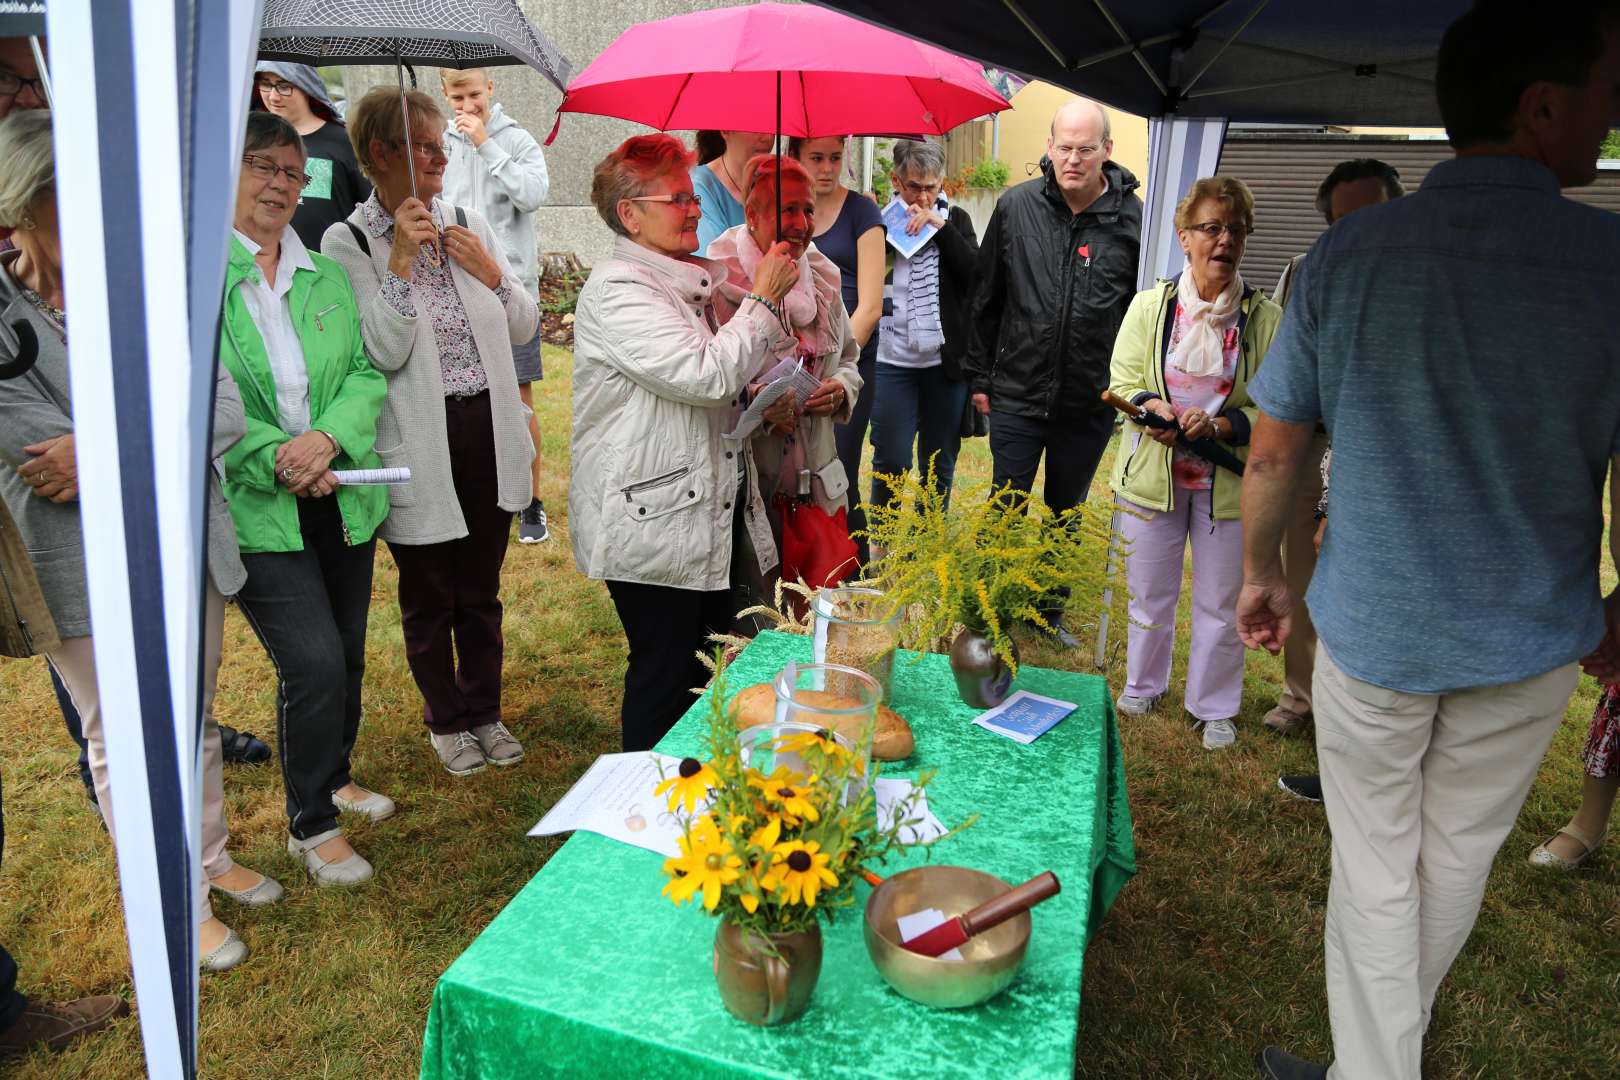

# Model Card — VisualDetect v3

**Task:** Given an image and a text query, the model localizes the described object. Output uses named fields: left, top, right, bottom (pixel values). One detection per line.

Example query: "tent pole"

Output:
left=29, top=36, right=51, bottom=108
left=1093, top=506, right=1122, bottom=671
left=1178, top=0, right=1272, bottom=98
left=1090, top=0, right=1169, bottom=98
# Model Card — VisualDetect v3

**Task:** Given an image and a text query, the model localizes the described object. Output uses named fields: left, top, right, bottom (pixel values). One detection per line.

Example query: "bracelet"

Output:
left=746, top=292, right=784, bottom=324
left=318, top=430, right=340, bottom=455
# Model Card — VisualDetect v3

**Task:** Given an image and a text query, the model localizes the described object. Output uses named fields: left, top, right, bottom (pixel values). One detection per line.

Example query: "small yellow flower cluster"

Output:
left=655, top=656, right=939, bottom=933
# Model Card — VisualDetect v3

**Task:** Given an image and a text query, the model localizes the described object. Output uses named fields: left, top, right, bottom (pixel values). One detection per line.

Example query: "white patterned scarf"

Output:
left=1172, top=267, right=1243, bottom=377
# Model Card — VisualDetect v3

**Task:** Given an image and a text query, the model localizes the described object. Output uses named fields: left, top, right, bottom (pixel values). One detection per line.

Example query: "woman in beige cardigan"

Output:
left=322, top=87, right=537, bottom=778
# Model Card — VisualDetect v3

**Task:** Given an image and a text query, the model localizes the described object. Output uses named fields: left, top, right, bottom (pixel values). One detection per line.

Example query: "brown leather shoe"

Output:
left=0, top=994, right=130, bottom=1057
left=1262, top=704, right=1311, bottom=736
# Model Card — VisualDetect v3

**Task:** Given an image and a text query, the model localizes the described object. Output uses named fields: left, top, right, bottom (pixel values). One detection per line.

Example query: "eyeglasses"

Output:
left=242, top=154, right=312, bottom=190
left=627, top=192, right=702, bottom=210
left=255, top=77, right=297, bottom=98
left=0, top=69, right=45, bottom=101
left=1186, top=221, right=1251, bottom=240
left=1051, top=144, right=1103, bottom=162
left=405, top=138, right=450, bottom=161
left=898, top=179, right=941, bottom=198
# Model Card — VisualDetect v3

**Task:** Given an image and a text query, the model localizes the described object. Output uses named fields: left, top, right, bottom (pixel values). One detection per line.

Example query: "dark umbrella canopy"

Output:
left=259, top=0, right=572, bottom=91
left=815, top=0, right=1470, bottom=126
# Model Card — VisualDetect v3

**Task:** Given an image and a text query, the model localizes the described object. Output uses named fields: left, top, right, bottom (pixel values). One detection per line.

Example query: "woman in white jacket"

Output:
left=571, top=134, right=798, bottom=751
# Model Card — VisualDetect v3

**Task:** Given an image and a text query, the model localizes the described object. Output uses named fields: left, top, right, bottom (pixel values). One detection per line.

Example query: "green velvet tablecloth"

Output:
left=420, top=631, right=1135, bottom=1080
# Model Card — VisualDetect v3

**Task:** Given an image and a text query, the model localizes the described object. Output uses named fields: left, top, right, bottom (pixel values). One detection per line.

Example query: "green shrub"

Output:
left=964, top=158, right=1010, bottom=190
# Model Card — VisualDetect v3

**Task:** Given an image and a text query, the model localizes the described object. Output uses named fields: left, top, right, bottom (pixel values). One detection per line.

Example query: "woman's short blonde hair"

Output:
left=346, top=86, right=445, bottom=185
left=0, top=110, right=54, bottom=229
left=591, top=133, right=696, bottom=238
left=1174, top=175, right=1256, bottom=234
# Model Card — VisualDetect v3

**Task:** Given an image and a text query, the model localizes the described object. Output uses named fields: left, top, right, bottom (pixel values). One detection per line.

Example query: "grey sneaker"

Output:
left=1115, top=692, right=1163, bottom=717
left=430, top=730, right=488, bottom=776
left=518, top=499, right=550, bottom=543
left=1200, top=717, right=1238, bottom=750
left=471, top=720, right=524, bottom=766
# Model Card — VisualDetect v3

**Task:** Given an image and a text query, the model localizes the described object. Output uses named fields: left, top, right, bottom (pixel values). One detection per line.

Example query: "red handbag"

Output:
left=777, top=497, right=859, bottom=593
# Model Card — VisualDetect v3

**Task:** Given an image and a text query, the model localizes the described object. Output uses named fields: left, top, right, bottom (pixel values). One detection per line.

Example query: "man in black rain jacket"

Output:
left=966, top=97, right=1142, bottom=646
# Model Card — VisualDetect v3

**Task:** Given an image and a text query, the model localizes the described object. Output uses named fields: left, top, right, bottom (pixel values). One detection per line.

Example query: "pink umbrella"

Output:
left=547, top=2, right=1009, bottom=142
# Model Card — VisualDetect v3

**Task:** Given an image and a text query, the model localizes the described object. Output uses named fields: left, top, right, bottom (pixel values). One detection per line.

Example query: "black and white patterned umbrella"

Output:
left=258, top=0, right=571, bottom=91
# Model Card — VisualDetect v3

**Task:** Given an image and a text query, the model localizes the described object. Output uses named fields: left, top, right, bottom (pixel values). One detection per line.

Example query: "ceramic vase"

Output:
left=712, top=920, right=822, bottom=1026
left=948, top=626, right=1017, bottom=708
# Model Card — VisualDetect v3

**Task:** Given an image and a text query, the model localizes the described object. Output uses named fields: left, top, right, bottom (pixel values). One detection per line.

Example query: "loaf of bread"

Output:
left=730, top=683, right=915, bottom=761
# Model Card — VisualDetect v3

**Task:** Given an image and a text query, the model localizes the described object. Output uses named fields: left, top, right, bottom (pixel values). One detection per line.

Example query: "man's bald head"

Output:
left=1050, top=98, right=1110, bottom=144
left=1046, top=97, right=1113, bottom=210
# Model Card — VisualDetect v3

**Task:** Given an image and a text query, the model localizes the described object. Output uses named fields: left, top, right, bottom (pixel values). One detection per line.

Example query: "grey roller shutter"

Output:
left=1219, top=133, right=1620, bottom=289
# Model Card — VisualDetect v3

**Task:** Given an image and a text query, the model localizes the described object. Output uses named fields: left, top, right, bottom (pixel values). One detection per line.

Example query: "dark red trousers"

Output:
left=390, top=391, right=513, bottom=735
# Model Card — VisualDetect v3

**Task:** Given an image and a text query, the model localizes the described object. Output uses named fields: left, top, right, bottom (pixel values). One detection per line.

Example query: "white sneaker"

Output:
left=1201, top=718, right=1237, bottom=750
left=1115, top=692, right=1162, bottom=717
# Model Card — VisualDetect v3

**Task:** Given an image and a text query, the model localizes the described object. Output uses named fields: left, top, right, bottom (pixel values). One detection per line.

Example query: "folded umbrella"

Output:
left=1101, top=390, right=1247, bottom=477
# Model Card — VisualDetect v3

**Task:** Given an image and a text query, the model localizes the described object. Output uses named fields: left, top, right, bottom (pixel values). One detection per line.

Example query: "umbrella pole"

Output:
left=396, top=52, right=440, bottom=265
left=775, top=69, right=781, bottom=240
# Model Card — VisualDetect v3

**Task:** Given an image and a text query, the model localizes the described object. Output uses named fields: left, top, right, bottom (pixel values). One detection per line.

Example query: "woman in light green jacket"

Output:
left=1107, top=177, right=1282, bottom=750
left=220, top=112, right=391, bottom=887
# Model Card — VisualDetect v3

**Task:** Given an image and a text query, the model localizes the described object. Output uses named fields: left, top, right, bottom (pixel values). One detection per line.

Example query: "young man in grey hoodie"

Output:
left=441, top=67, right=553, bottom=542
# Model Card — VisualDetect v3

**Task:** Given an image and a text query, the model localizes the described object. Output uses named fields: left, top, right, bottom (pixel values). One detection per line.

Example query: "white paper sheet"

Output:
left=896, top=907, right=965, bottom=961
left=874, top=777, right=948, bottom=845
left=528, top=751, right=698, bottom=858
left=725, top=356, right=821, bottom=442
left=333, top=467, right=411, bottom=486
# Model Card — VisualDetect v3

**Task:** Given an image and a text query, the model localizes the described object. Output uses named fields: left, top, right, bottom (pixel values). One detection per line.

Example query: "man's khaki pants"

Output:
left=1313, top=645, right=1576, bottom=1080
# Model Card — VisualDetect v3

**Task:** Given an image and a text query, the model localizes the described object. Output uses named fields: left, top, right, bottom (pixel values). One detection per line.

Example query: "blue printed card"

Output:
left=972, top=691, right=1078, bottom=745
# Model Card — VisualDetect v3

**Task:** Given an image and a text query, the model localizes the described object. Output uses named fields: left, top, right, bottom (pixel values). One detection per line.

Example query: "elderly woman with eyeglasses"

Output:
left=222, top=110, right=392, bottom=886
left=1107, top=176, right=1282, bottom=750
left=323, top=87, right=537, bottom=779
left=571, top=133, right=799, bottom=751
left=0, top=108, right=286, bottom=973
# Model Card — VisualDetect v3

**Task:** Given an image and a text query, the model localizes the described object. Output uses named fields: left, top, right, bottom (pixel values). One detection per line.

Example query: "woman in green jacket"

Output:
left=1107, top=176, right=1282, bottom=750
left=221, top=112, right=390, bottom=885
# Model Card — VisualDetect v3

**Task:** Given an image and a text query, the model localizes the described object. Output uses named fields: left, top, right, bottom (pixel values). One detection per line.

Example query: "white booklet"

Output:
left=882, top=198, right=938, bottom=259
left=529, top=751, right=698, bottom=858
left=972, top=691, right=1078, bottom=745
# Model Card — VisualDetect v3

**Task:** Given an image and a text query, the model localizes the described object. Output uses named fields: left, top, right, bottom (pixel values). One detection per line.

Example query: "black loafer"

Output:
left=1256, top=1045, right=1328, bottom=1080
left=219, top=724, right=271, bottom=765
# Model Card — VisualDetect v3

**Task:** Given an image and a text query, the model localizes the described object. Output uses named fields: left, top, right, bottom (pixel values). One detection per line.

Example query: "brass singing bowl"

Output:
left=863, top=865, right=1031, bottom=1009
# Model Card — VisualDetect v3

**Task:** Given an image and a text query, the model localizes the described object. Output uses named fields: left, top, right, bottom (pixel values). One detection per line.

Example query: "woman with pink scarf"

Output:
left=706, top=155, right=861, bottom=590
left=1107, top=176, right=1283, bottom=749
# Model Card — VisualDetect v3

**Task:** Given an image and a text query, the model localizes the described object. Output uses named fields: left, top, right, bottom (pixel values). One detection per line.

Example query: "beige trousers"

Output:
left=47, top=584, right=235, bottom=924
left=1278, top=433, right=1330, bottom=715
left=1313, top=646, right=1576, bottom=1080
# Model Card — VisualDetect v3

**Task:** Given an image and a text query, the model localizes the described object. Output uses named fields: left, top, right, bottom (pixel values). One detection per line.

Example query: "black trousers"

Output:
left=606, top=580, right=734, bottom=752
left=0, top=772, right=25, bottom=1032
left=988, top=407, right=1116, bottom=615
left=235, top=496, right=376, bottom=840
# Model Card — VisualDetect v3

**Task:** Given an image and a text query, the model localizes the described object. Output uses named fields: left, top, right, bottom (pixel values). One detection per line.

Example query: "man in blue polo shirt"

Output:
left=1238, top=3, right=1620, bottom=1078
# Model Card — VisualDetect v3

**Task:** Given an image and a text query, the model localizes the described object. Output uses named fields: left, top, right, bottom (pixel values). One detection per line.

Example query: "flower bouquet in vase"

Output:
left=858, top=471, right=1119, bottom=707
left=656, top=653, right=942, bottom=1027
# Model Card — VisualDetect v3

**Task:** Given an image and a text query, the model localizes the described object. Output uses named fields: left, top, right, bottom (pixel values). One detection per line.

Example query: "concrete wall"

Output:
left=340, top=0, right=743, bottom=268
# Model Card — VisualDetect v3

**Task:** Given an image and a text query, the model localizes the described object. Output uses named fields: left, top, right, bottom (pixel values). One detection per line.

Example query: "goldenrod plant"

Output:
left=858, top=470, right=1122, bottom=674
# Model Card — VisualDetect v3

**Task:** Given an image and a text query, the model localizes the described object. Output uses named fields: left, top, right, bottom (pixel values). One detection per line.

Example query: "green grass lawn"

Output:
left=0, top=345, right=1614, bottom=1078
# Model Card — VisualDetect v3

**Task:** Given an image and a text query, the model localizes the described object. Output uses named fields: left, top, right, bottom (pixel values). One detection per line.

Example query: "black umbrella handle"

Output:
left=0, top=320, right=39, bottom=381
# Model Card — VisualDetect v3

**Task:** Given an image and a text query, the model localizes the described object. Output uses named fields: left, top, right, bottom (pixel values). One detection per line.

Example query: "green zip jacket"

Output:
left=1107, top=279, right=1282, bottom=519
left=219, top=236, right=388, bottom=553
